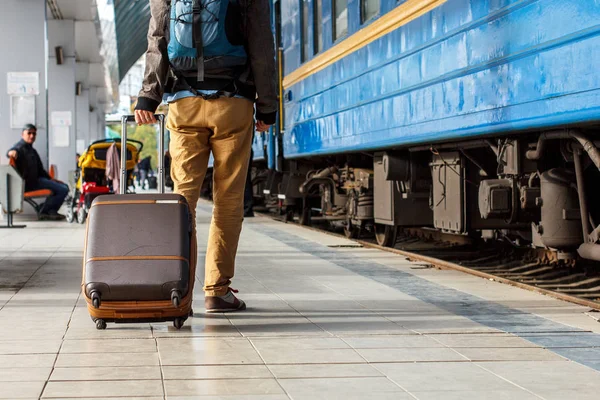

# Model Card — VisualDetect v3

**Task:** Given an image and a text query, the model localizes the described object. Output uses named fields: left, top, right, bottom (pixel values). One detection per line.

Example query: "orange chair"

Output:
left=8, top=157, right=59, bottom=219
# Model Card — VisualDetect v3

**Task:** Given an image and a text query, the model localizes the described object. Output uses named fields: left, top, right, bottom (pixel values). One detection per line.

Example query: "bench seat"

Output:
left=8, top=157, right=59, bottom=218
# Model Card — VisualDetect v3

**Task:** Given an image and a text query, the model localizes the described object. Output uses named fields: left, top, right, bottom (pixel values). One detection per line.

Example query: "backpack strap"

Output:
left=170, top=64, right=256, bottom=101
left=192, top=0, right=204, bottom=82
left=169, top=63, right=200, bottom=96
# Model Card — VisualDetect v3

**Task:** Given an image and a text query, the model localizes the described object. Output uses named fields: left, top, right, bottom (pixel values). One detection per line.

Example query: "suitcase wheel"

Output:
left=95, top=319, right=107, bottom=330
left=90, top=291, right=101, bottom=309
left=189, top=309, right=194, bottom=317
left=171, top=290, right=181, bottom=307
left=173, top=318, right=184, bottom=330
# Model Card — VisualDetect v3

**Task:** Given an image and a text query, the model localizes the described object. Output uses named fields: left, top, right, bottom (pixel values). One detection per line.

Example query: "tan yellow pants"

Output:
left=166, top=96, right=254, bottom=297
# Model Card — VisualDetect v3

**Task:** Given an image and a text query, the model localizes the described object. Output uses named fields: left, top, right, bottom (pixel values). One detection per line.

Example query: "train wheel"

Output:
left=374, top=224, right=397, bottom=247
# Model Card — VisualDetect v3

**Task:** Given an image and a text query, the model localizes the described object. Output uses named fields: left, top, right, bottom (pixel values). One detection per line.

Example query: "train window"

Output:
left=361, top=0, right=379, bottom=23
left=333, top=0, right=348, bottom=41
left=301, top=0, right=310, bottom=62
left=314, top=0, right=323, bottom=54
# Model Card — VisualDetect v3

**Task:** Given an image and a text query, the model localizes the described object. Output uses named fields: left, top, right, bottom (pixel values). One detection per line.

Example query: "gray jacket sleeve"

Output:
left=136, top=0, right=170, bottom=112
left=244, top=0, right=278, bottom=124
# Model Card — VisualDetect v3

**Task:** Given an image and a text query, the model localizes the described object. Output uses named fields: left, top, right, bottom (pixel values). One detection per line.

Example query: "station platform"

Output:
left=1, top=200, right=600, bottom=399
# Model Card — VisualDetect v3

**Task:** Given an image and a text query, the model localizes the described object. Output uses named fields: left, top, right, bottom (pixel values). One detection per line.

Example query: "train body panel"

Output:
left=281, top=0, right=600, bottom=158
left=207, top=129, right=271, bottom=169
left=252, top=131, right=267, bottom=162
left=200, top=0, right=600, bottom=266
left=267, top=130, right=277, bottom=170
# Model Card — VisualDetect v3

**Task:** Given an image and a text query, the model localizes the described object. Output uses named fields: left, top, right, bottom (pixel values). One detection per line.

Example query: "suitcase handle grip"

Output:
left=120, top=114, right=166, bottom=194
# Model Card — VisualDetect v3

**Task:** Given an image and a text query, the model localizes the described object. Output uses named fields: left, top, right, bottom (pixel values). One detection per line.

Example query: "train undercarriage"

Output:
left=249, top=128, right=600, bottom=266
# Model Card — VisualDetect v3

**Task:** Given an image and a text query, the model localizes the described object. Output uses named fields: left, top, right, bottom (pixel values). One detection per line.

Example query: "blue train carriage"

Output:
left=265, top=0, right=600, bottom=264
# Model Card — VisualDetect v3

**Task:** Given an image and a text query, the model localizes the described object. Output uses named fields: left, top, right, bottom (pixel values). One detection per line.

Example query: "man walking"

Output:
left=134, top=0, right=277, bottom=312
left=6, top=124, right=69, bottom=220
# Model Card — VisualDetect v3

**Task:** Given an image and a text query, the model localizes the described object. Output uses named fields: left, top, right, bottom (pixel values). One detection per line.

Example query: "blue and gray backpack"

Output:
left=166, top=0, right=248, bottom=82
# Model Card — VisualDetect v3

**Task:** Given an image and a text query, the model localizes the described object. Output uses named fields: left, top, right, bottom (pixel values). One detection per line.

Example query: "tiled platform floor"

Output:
left=0, top=200, right=599, bottom=399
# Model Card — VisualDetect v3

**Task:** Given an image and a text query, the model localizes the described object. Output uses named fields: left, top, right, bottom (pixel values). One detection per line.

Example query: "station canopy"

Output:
left=113, top=0, right=150, bottom=82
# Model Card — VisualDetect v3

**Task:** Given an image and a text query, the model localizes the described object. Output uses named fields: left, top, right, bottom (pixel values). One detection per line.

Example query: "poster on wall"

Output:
left=7, top=72, right=40, bottom=95
left=51, top=111, right=72, bottom=148
left=53, top=126, right=70, bottom=148
left=10, top=95, right=35, bottom=129
left=51, top=111, right=72, bottom=127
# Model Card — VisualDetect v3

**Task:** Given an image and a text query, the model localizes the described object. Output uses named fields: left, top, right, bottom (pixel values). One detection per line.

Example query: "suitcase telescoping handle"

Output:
left=120, top=114, right=166, bottom=195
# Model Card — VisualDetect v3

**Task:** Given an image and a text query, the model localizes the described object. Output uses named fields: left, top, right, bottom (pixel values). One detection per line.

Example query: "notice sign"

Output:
left=51, top=111, right=72, bottom=148
left=10, top=96, right=36, bottom=129
left=51, top=111, right=72, bottom=127
left=53, top=126, right=70, bottom=148
left=7, top=72, right=40, bottom=95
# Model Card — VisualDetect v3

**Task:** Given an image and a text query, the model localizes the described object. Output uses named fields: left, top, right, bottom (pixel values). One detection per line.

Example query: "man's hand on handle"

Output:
left=7, top=150, right=17, bottom=160
left=135, top=110, right=157, bottom=125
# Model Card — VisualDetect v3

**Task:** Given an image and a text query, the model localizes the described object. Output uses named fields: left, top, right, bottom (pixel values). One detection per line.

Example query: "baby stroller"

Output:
left=66, top=138, right=143, bottom=224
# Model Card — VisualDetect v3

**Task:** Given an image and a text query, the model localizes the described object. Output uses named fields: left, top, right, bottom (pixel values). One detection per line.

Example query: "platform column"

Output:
left=47, top=19, right=77, bottom=183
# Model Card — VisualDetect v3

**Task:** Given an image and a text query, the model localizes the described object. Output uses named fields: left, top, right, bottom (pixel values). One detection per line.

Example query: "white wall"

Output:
left=0, top=0, right=47, bottom=165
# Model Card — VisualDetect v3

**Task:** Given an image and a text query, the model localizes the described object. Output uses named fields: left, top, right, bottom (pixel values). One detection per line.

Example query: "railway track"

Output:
left=257, top=209, right=600, bottom=311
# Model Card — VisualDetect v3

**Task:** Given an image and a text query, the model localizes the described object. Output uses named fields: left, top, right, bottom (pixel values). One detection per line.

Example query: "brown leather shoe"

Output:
left=205, top=288, right=246, bottom=313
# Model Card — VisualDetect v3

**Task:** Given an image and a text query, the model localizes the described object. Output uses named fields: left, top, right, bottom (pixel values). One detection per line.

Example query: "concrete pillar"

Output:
left=98, top=112, right=106, bottom=141
left=89, top=112, right=98, bottom=142
left=0, top=0, right=48, bottom=165
left=76, top=89, right=91, bottom=153
left=47, top=20, right=77, bottom=182
left=76, top=61, right=90, bottom=152
left=89, top=86, right=99, bottom=141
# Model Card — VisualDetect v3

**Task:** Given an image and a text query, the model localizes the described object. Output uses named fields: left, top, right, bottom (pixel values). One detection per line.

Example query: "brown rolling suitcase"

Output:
left=82, top=115, right=194, bottom=330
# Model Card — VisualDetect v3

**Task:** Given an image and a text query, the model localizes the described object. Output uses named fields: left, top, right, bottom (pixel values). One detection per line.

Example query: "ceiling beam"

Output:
left=47, top=0, right=63, bottom=20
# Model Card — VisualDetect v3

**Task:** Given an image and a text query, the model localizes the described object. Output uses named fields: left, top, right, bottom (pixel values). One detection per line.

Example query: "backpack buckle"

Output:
left=200, top=92, right=221, bottom=100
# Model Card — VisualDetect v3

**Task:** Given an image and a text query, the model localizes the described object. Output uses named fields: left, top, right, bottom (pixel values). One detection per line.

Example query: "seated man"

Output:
left=6, top=124, right=68, bottom=220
